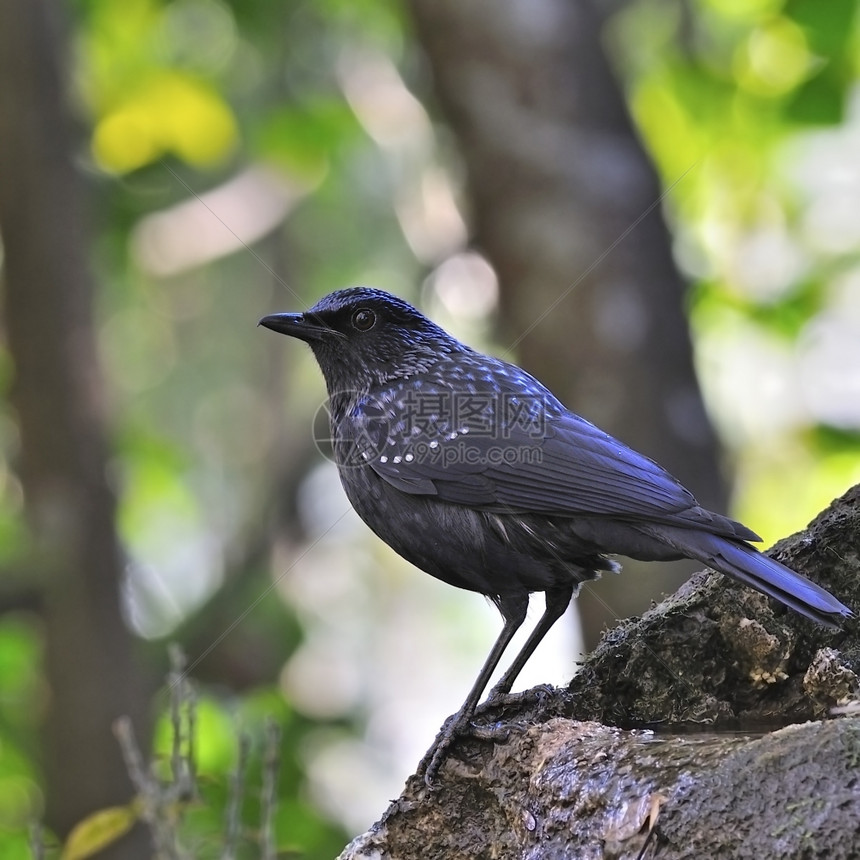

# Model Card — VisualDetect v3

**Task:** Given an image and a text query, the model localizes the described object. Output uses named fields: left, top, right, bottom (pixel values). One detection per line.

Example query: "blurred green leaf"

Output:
left=0, top=619, right=41, bottom=706
left=0, top=831, right=35, bottom=860
left=785, top=72, right=846, bottom=124
left=785, top=0, right=858, bottom=57
left=252, top=99, right=361, bottom=179
left=809, top=425, right=860, bottom=455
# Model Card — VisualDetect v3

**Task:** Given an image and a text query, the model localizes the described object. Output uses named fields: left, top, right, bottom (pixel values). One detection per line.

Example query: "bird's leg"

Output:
left=487, top=583, right=574, bottom=701
left=418, top=593, right=528, bottom=786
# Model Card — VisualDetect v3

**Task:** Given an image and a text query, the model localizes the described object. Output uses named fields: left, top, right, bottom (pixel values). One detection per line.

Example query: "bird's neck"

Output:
left=325, top=386, right=366, bottom=425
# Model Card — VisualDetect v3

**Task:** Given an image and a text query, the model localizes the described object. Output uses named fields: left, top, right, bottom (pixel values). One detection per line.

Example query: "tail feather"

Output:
left=647, top=528, right=853, bottom=629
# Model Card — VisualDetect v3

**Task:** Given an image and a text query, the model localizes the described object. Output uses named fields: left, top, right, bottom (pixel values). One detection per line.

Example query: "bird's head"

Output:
left=259, top=287, right=466, bottom=395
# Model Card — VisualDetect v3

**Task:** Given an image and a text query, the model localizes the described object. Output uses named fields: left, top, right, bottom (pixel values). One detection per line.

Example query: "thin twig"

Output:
left=186, top=682, right=198, bottom=801
left=168, top=644, right=198, bottom=802
left=29, top=822, right=45, bottom=860
left=114, top=717, right=182, bottom=860
left=221, top=732, right=251, bottom=860
left=114, top=716, right=150, bottom=796
left=113, top=647, right=198, bottom=860
left=168, top=645, right=186, bottom=791
left=260, top=719, right=282, bottom=860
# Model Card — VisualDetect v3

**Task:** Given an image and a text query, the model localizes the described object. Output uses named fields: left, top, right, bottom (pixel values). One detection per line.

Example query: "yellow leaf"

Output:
left=92, top=71, right=238, bottom=173
left=61, top=802, right=140, bottom=860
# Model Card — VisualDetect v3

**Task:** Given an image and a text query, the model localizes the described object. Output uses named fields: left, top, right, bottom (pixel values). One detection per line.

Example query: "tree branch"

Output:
left=339, top=486, right=860, bottom=859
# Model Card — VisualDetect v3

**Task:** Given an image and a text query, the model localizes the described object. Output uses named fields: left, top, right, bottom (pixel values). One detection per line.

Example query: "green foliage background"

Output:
left=1, top=0, right=859, bottom=855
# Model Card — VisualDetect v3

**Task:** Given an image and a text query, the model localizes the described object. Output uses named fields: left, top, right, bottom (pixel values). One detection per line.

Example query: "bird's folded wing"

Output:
left=363, top=404, right=754, bottom=539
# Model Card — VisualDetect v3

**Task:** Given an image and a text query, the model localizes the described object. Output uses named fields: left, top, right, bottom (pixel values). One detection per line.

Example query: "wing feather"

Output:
left=349, top=372, right=752, bottom=539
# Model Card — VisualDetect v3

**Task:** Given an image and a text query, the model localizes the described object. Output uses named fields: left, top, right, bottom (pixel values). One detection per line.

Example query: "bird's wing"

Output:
left=354, top=376, right=744, bottom=534
left=490, top=412, right=698, bottom=518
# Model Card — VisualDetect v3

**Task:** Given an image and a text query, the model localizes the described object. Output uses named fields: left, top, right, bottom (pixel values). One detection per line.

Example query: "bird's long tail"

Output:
left=644, top=527, right=853, bottom=629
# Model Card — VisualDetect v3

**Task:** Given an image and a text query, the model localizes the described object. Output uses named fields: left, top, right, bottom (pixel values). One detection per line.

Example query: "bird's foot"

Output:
left=417, top=708, right=473, bottom=788
left=482, top=681, right=557, bottom=712
left=469, top=719, right=528, bottom=742
left=484, top=679, right=513, bottom=704
left=417, top=697, right=539, bottom=788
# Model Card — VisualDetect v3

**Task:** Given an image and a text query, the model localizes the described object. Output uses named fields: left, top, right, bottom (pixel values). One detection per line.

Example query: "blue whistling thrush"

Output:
left=260, top=287, right=853, bottom=785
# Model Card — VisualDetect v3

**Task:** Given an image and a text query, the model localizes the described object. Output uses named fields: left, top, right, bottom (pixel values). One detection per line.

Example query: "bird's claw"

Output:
left=420, top=739, right=452, bottom=789
left=417, top=706, right=530, bottom=787
left=417, top=709, right=471, bottom=788
left=484, top=681, right=555, bottom=709
left=470, top=720, right=526, bottom=742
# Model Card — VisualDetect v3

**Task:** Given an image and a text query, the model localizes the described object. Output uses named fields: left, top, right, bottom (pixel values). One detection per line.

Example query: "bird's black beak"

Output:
left=258, top=312, right=340, bottom=343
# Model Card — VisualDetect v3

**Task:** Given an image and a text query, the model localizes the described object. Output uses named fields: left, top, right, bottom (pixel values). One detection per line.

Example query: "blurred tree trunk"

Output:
left=408, top=0, right=727, bottom=647
left=0, top=1, right=149, bottom=854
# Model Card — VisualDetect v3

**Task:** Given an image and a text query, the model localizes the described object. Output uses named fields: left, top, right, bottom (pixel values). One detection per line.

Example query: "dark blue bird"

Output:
left=260, top=287, right=853, bottom=783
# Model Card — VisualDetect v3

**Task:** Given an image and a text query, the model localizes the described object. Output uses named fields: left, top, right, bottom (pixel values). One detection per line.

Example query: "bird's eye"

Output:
left=352, top=308, right=376, bottom=331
